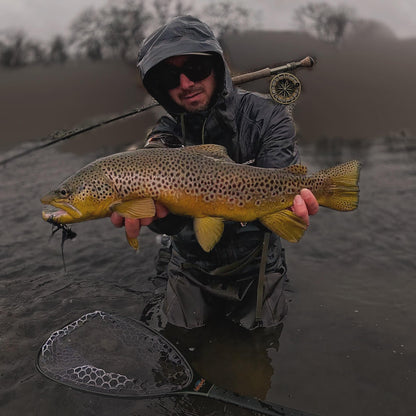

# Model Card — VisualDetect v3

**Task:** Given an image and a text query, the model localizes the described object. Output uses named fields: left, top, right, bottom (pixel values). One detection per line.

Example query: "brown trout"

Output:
left=41, top=144, right=360, bottom=252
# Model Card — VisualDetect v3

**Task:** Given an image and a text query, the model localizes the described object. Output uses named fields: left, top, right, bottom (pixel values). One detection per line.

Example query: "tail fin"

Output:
left=315, top=160, right=361, bottom=211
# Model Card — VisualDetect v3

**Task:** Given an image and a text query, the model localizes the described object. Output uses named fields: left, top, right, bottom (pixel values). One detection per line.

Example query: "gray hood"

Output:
left=137, top=15, right=232, bottom=114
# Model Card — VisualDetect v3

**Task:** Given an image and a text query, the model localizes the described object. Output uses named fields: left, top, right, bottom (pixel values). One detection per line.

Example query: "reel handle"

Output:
left=232, top=55, right=315, bottom=86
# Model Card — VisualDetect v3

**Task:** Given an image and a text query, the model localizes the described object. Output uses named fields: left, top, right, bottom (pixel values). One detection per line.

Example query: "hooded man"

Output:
left=111, top=15, right=318, bottom=330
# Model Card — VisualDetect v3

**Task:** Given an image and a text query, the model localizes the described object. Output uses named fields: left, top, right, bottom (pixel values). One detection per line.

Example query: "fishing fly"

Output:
left=47, top=217, right=77, bottom=271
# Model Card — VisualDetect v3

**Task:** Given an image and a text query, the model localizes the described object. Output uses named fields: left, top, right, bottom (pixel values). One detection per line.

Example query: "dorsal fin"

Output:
left=183, top=144, right=234, bottom=162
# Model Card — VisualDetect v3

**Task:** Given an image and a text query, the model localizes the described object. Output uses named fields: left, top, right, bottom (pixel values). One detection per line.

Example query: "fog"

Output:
left=0, top=0, right=415, bottom=41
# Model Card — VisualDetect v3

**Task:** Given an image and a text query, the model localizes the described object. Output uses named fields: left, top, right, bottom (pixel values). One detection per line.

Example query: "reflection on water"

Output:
left=0, top=134, right=415, bottom=416
left=296, top=133, right=415, bottom=271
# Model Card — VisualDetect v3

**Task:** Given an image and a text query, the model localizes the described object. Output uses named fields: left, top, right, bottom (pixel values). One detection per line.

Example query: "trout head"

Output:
left=41, top=164, right=118, bottom=224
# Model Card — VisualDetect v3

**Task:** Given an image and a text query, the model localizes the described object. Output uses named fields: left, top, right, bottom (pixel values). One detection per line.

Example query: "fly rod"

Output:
left=0, top=56, right=315, bottom=166
left=231, top=55, right=315, bottom=85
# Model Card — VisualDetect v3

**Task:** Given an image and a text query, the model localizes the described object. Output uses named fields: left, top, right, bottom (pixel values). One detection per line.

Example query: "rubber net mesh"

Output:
left=37, top=311, right=193, bottom=397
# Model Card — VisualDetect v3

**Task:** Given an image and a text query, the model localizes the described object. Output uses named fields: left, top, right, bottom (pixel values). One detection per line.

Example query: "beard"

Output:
left=178, top=88, right=211, bottom=112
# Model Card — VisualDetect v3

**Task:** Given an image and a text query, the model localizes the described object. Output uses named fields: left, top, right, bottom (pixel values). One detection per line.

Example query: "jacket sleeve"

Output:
left=237, top=95, right=299, bottom=233
left=254, top=101, right=299, bottom=169
left=145, top=115, right=180, bottom=146
left=148, top=213, right=189, bottom=236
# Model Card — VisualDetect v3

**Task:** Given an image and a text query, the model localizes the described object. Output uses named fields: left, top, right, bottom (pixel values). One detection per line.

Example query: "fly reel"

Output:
left=269, top=72, right=301, bottom=105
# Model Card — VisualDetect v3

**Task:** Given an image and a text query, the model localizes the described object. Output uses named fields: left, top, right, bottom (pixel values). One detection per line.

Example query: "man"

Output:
left=111, top=15, right=318, bottom=330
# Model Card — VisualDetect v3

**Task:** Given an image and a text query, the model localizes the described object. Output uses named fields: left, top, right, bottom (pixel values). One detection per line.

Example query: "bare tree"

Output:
left=101, top=0, right=151, bottom=61
left=294, top=2, right=355, bottom=45
left=27, top=42, right=47, bottom=64
left=201, top=0, right=253, bottom=41
left=70, top=8, right=103, bottom=60
left=68, top=0, right=257, bottom=61
left=49, top=36, right=68, bottom=63
left=85, top=38, right=103, bottom=61
left=152, top=0, right=194, bottom=26
left=70, top=1, right=150, bottom=61
left=0, top=30, right=33, bottom=67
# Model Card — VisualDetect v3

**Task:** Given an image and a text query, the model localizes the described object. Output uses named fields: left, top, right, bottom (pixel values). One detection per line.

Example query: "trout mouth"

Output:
left=41, top=202, right=82, bottom=224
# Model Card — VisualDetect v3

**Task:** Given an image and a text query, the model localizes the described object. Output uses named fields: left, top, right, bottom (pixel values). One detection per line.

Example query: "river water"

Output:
left=0, top=131, right=415, bottom=416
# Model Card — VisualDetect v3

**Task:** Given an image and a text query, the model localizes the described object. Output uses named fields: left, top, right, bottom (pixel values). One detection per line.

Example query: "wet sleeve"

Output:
left=145, top=116, right=179, bottom=145
left=255, top=104, right=300, bottom=169
left=148, top=214, right=188, bottom=236
left=144, top=115, right=184, bottom=148
left=249, top=100, right=299, bottom=232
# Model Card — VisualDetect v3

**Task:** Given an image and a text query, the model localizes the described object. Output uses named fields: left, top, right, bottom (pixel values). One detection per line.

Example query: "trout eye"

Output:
left=59, top=188, right=69, bottom=197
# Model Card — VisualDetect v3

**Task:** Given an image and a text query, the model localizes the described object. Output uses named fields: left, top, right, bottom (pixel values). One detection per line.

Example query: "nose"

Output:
left=178, top=73, right=195, bottom=89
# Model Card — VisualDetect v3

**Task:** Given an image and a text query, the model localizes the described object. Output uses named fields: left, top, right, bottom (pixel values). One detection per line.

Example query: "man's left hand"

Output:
left=291, top=188, right=319, bottom=226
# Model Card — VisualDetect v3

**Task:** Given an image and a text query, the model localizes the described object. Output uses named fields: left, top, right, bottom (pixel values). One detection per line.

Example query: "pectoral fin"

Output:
left=194, top=217, right=224, bottom=252
left=260, top=210, right=307, bottom=242
left=111, top=198, right=155, bottom=219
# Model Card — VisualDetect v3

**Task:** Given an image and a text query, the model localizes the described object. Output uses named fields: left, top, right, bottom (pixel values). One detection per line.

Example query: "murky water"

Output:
left=0, top=132, right=415, bottom=416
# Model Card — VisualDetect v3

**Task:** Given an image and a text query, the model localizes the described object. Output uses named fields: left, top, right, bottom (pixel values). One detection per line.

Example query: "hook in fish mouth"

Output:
left=46, top=217, right=77, bottom=273
left=41, top=203, right=82, bottom=223
left=47, top=217, right=77, bottom=240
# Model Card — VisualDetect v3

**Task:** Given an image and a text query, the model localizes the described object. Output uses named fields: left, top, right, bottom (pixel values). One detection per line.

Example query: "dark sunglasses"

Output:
left=152, top=55, right=214, bottom=90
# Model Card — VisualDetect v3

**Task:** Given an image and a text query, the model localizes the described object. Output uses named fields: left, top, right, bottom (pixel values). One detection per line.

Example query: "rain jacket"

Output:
left=137, top=15, right=299, bottom=281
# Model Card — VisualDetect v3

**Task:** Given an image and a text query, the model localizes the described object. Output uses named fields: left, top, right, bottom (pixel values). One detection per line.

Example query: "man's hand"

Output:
left=291, top=189, right=319, bottom=226
left=110, top=202, right=169, bottom=239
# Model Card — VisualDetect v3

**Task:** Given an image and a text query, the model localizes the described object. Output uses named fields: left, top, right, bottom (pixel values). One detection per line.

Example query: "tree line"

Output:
left=0, top=1, right=389, bottom=69
left=0, top=0, right=255, bottom=68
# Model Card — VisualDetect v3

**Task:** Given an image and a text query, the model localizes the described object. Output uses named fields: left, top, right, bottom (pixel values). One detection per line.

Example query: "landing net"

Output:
left=37, top=311, right=193, bottom=397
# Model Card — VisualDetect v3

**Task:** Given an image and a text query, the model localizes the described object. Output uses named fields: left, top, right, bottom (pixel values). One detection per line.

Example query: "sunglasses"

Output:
left=152, top=55, right=214, bottom=90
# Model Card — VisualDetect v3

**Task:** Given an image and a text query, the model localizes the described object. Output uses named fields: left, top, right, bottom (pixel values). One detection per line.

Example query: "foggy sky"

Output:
left=0, top=0, right=414, bottom=41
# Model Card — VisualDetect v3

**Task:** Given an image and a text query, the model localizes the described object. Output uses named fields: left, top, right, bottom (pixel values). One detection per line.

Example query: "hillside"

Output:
left=224, top=30, right=416, bottom=140
left=0, top=60, right=159, bottom=154
left=1, top=30, right=415, bottom=156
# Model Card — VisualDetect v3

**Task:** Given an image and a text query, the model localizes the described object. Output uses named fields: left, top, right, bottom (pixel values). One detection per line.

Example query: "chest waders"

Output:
left=255, top=232, right=271, bottom=326
left=180, top=231, right=271, bottom=326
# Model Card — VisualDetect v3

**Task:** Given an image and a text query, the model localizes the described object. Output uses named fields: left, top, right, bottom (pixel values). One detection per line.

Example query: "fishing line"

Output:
left=48, top=218, right=77, bottom=272
left=0, top=56, right=314, bottom=166
left=0, top=101, right=160, bottom=166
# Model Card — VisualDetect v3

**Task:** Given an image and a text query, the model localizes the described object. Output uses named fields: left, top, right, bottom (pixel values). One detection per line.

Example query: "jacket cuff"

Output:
left=148, top=213, right=188, bottom=235
left=145, top=133, right=184, bottom=148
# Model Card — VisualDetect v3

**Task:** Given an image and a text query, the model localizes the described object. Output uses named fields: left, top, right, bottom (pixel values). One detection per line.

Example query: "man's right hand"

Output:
left=110, top=202, right=169, bottom=240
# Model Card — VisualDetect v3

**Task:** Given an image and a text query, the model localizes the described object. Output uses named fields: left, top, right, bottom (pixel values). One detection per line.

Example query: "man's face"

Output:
left=165, top=55, right=217, bottom=113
